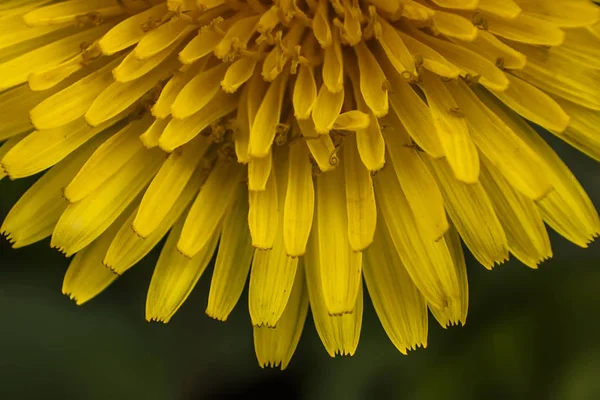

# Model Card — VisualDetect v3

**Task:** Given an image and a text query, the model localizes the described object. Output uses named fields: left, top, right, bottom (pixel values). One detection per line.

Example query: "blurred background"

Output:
left=1, top=131, right=599, bottom=400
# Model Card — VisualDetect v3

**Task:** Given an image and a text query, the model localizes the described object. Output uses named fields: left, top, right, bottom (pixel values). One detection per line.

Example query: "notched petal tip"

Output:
left=146, top=316, right=170, bottom=324
left=204, top=309, right=228, bottom=322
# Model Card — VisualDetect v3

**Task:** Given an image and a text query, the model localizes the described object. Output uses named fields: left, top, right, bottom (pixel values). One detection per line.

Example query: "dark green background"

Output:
left=1, top=131, right=599, bottom=400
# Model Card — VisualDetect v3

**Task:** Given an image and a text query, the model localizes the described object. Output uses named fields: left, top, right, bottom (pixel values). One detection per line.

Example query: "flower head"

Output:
left=1, top=0, right=599, bottom=368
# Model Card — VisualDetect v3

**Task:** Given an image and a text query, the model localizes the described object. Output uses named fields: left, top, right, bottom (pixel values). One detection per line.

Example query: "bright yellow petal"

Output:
left=363, top=220, right=428, bottom=354
left=206, top=187, right=253, bottom=321
left=146, top=218, right=220, bottom=323
left=253, top=263, right=308, bottom=369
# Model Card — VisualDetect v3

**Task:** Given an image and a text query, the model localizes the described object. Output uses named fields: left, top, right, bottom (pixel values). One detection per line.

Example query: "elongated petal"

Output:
left=374, top=163, right=460, bottom=309
left=342, top=135, right=376, bottom=251
left=364, top=220, right=428, bottom=354
left=146, top=218, right=220, bottom=323
left=51, top=147, right=164, bottom=256
left=253, top=263, right=308, bottom=369
left=479, top=156, right=552, bottom=268
left=383, top=118, right=449, bottom=242
left=1, top=135, right=103, bottom=248
left=178, top=160, right=244, bottom=257
left=206, top=187, right=253, bottom=321
left=316, top=164, right=362, bottom=315
left=428, top=224, right=469, bottom=327
left=283, top=141, right=314, bottom=257
left=62, top=212, right=127, bottom=306
left=104, top=168, right=205, bottom=275
left=305, top=227, right=363, bottom=357
left=63, top=114, right=153, bottom=203
left=427, top=157, right=509, bottom=269
left=449, top=79, right=553, bottom=200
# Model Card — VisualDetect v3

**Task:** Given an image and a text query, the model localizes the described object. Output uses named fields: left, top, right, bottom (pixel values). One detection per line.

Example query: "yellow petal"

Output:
left=517, top=0, right=599, bottom=28
left=485, top=11, right=565, bottom=46
left=305, top=227, right=363, bottom=357
left=346, top=63, right=385, bottom=171
left=134, top=18, right=193, bottom=60
left=151, top=61, right=205, bottom=119
left=0, top=133, right=26, bottom=181
left=396, top=30, right=461, bottom=79
left=283, top=141, right=314, bottom=257
left=63, top=114, right=154, bottom=203
left=476, top=0, right=521, bottom=19
left=248, top=69, right=289, bottom=158
left=133, top=136, right=209, bottom=238
left=86, top=57, right=178, bottom=126
left=382, top=120, right=449, bottom=242
left=432, top=11, right=478, bottom=41
left=159, top=90, right=239, bottom=152
left=98, top=3, right=169, bottom=55
left=421, top=70, right=479, bottom=183
left=450, top=80, right=553, bottom=200
left=297, top=119, right=337, bottom=173
left=552, top=97, right=600, bottom=161
left=51, top=147, right=164, bottom=256
left=428, top=224, right=469, bottom=327
left=0, top=79, right=63, bottom=140
left=378, top=54, right=445, bottom=158
left=312, top=0, right=332, bottom=47
left=363, top=219, right=428, bottom=354
left=374, top=164, right=460, bottom=309
left=454, top=29, right=526, bottom=70
left=62, top=212, right=126, bottom=306
left=481, top=96, right=600, bottom=247
left=113, top=39, right=182, bottom=83
left=316, top=164, right=362, bottom=315
left=249, top=153, right=299, bottom=327
left=491, top=73, right=570, bottom=133
left=292, top=63, right=317, bottom=119
left=206, top=187, right=253, bottom=321
left=342, top=135, right=376, bottom=251
left=322, top=27, right=343, bottom=93
left=253, top=263, right=308, bottom=369
left=248, top=157, right=278, bottom=249
left=0, top=23, right=110, bottom=91
left=312, top=84, right=344, bottom=134
left=178, top=161, right=244, bottom=257
left=1, top=134, right=102, bottom=248
left=377, top=19, right=416, bottom=77
left=247, top=150, right=271, bottom=191
left=23, top=0, right=123, bottom=27
left=171, top=63, right=229, bottom=120
left=213, top=15, right=260, bottom=60
left=104, top=168, right=204, bottom=275
left=353, top=42, right=388, bottom=117
left=139, top=117, right=169, bottom=149
left=30, top=57, right=122, bottom=130
left=221, top=56, right=257, bottom=93
left=512, top=43, right=600, bottom=110
left=2, top=117, right=119, bottom=179
left=427, top=157, right=509, bottom=269
left=332, top=110, right=370, bottom=131
left=145, top=217, right=220, bottom=323
left=479, top=155, right=552, bottom=268
left=409, top=27, right=509, bottom=92
left=178, top=27, right=221, bottom=64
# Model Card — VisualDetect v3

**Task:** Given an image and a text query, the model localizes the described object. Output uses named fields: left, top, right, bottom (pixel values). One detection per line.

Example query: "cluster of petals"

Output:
left=1, top=0, right=599, bottom=368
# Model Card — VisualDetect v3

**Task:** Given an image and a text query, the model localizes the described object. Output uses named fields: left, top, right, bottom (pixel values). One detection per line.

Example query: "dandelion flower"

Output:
left=1, top=0, right=600, bottom=368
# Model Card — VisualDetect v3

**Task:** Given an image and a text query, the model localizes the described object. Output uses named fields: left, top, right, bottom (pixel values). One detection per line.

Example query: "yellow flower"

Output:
left=1, top=0, right=599, bottom=368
